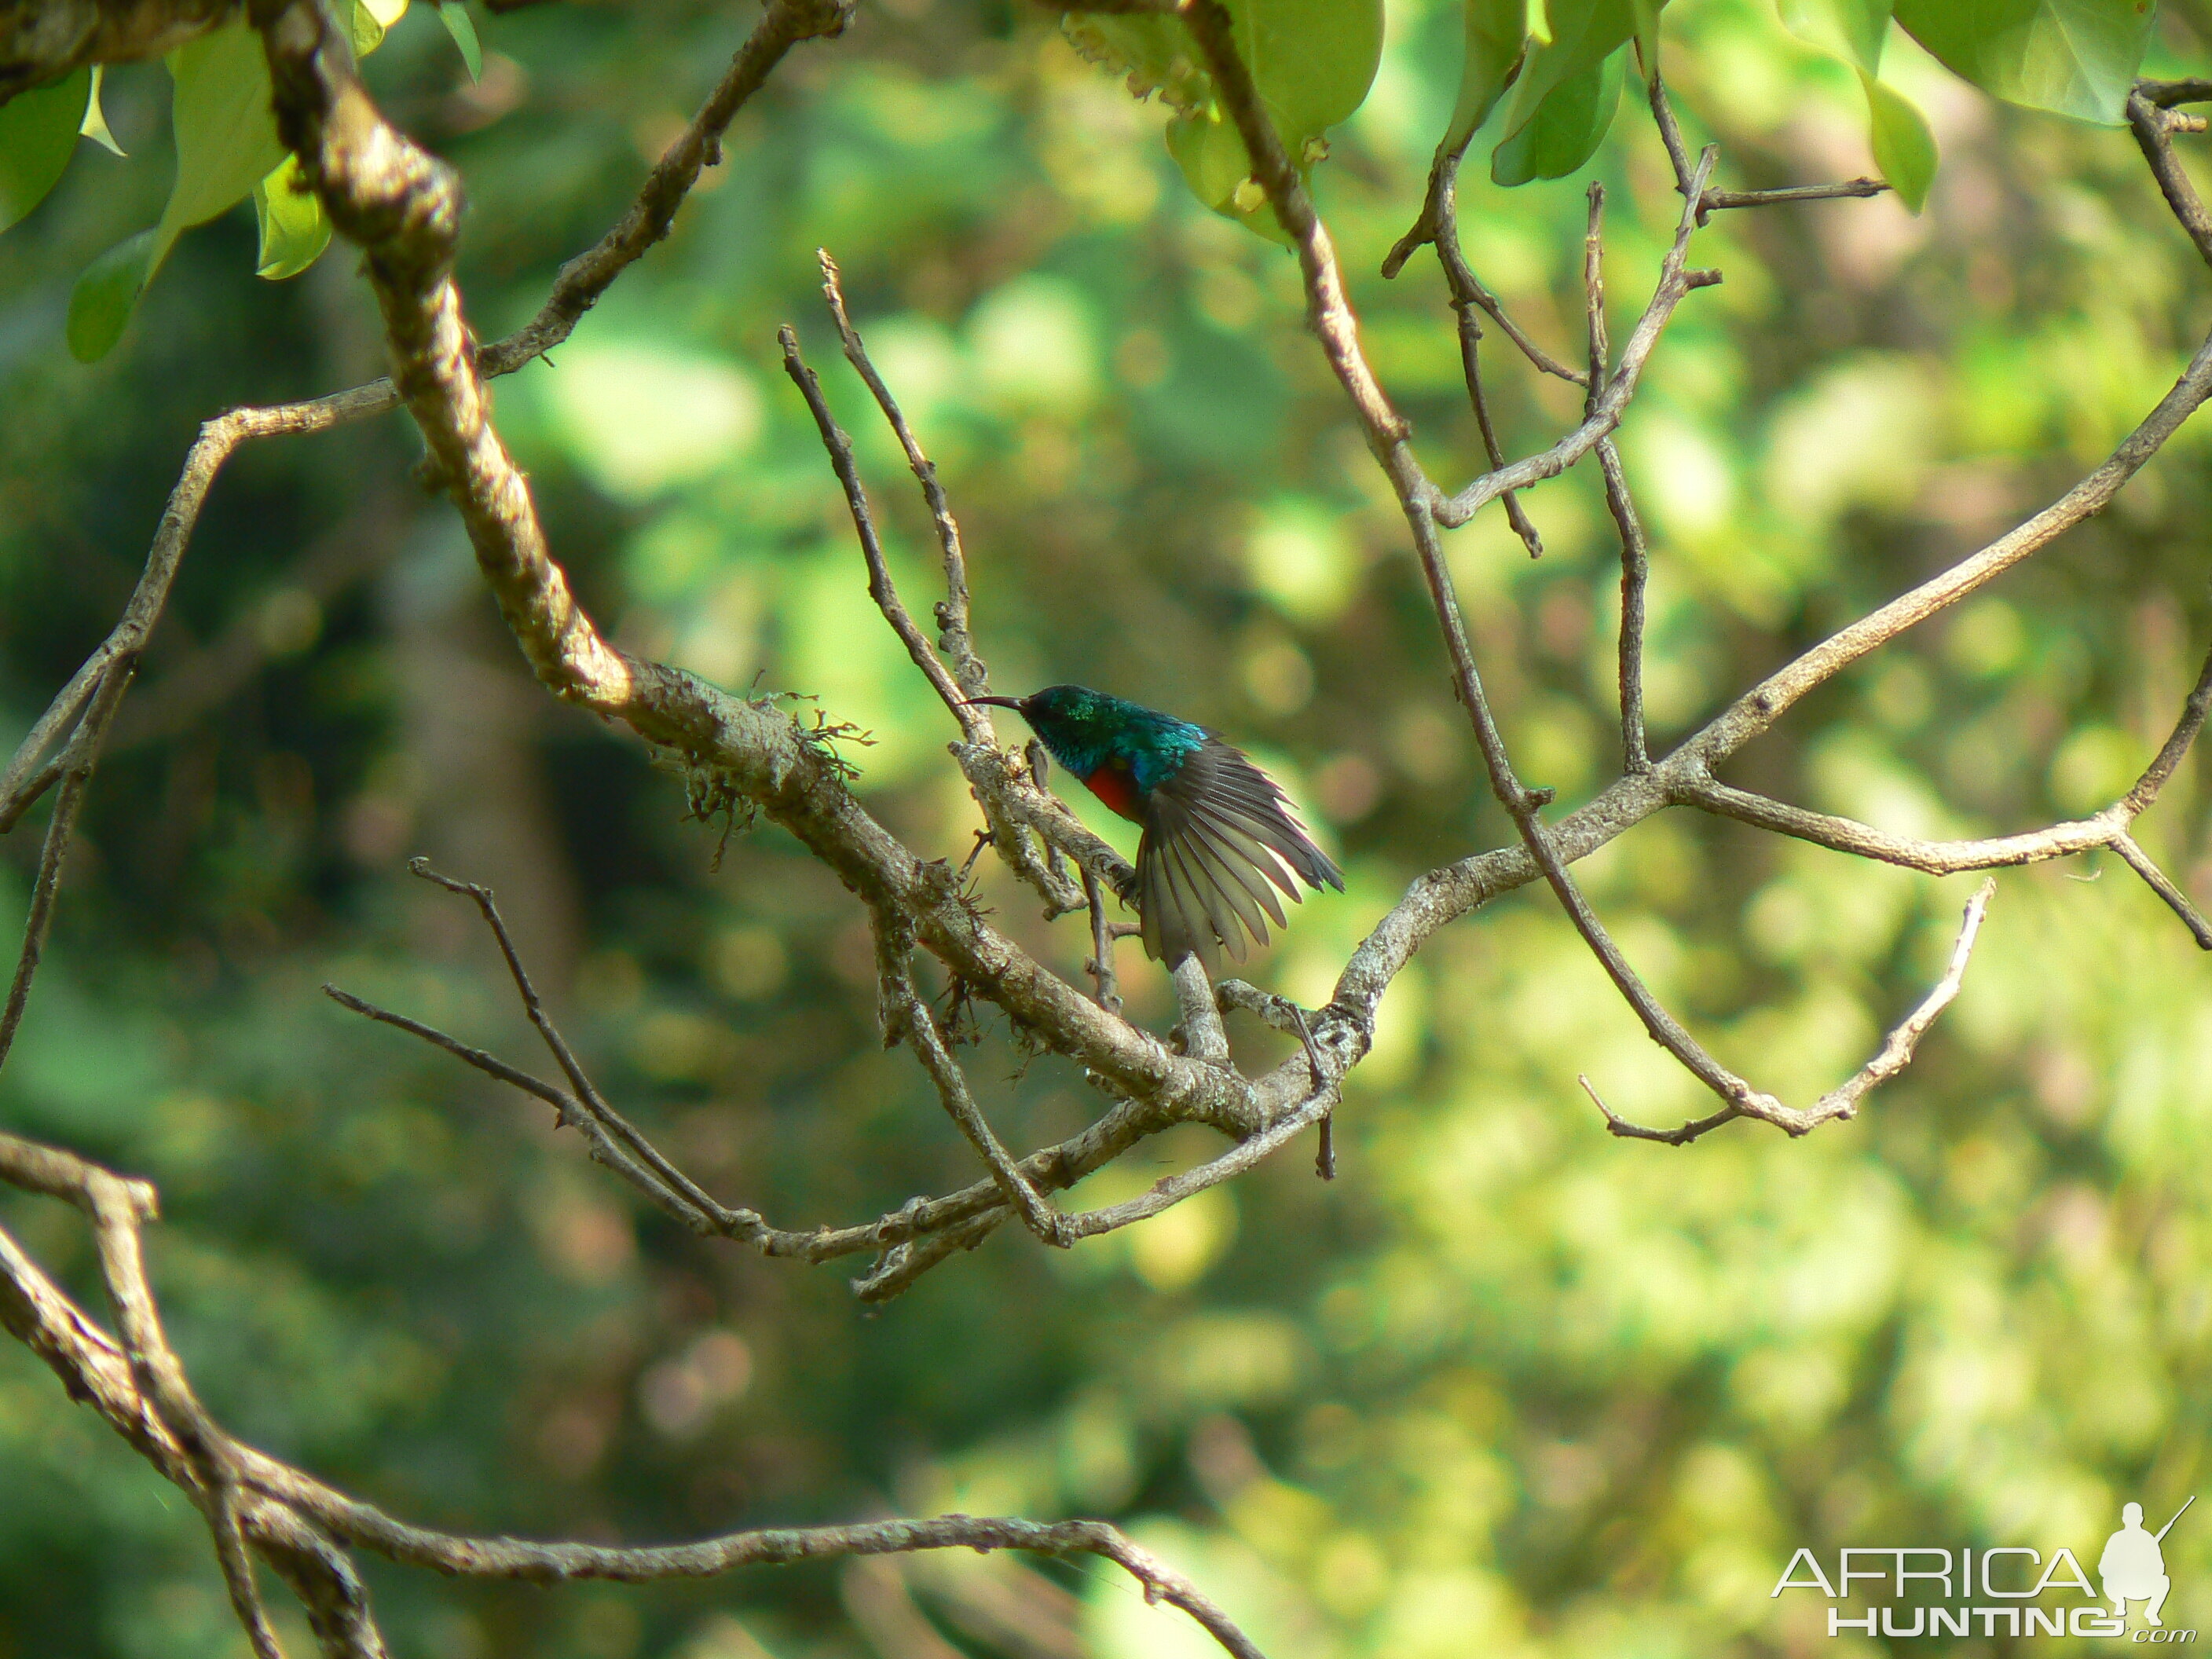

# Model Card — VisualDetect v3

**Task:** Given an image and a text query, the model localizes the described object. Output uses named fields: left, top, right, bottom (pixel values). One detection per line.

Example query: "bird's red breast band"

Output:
left=1079, top=764, right=1143, bottom=822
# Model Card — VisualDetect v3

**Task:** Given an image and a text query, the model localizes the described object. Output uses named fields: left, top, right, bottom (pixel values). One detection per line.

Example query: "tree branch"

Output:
left=328, top=864, right=1298, bottom=1286
left=1082, top=866, right=1124, bottom=1013
left=1600, top=441, right=1652, bottom=771
left=1697, top=178, right=1889, bottom=218
left=0, top=1133, right=389, bottom=1659
left=476, top=2, right=859, bottom=379
left=1441, top=175, right=1547, bottom=551
left=1593, top=879, right=1998, bottom=1144
left=815, top=251, right=987, bottom=698
left=877, top=915, right=1072, bottom=1247
left=0, top=1140, right=1263, bottom=1659
left=1664, top=617, right=2212, bottom=950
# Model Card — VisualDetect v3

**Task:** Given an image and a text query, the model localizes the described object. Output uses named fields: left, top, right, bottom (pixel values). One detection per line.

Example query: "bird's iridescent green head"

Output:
left=977, top=684, right=1203, bottom=790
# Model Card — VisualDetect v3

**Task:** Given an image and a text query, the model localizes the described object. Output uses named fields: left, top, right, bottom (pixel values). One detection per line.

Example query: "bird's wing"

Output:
left=1135, top=738, right=1343, bottom=967
left=1170, top=738, right=1344, bottom=890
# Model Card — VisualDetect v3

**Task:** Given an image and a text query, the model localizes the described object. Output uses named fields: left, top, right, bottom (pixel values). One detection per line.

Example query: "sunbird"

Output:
left=968, top=685, right=1343, bottom=971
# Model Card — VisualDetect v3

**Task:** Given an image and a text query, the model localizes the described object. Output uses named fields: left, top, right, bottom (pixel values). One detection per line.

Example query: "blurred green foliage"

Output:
left=5, top=1, right=2212, bottom=1657
left=2, top=0, right=2158, bottom=353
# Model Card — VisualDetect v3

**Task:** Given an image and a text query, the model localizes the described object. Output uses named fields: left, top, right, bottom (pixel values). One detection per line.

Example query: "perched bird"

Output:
left=969, top=684, right=1343, bottom=971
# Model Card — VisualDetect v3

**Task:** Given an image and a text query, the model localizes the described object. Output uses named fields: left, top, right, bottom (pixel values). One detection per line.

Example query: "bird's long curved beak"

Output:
left=963, top=696, right=1024, bottom=710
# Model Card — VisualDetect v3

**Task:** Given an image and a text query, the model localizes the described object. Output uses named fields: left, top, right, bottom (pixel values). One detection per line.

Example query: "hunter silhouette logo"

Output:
left=1773, top=1497, right=2198, bottom=1640
left=2104, top=1499, right=2194, bottom=1629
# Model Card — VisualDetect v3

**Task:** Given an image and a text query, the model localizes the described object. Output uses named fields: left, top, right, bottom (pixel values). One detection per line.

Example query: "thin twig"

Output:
left=1647, top=71, right=1698, bottom=199
left=0, top=656, right=101, bottom=827
left=2130, top=86, right=2212, bottom=286
left=0, top=749, right=91, bottom=1075
left=1697, top=179, right=1888, bottom=220
left=0, top=758, right=63, bottom=836
left=1083, top=866, right=1123, bottom=1013
left=478, top=0, right=859, bottom=379
left=329, top=955, right=1198, bottom=1272
left=1429, top=206, right=1720, bottom=522
left=1379, top=108, right=1474, bottom=279
left=1445, top=241, right=1544, bottom=553
left=77, top=1166, right=295, bottom=1659
left=1408, top=145, right=1782, bottom=1126
left=1430, top=160, right=1588, bottom=386
left=332, top=877, right=1215, bottom=1275
left=0, top=665, right=134, bottom=1075
left=1211, top=979, right=1335, bottom=1174
left=108, top=519, right=393, bottom=752
left=1214, top=979, right=1328, bottom=1073
left=1675, top=776, right=2117, bottom=870
left=2144, top=77, right=2212, bottom=108
left=405, top=862, right=712, bottom=1206
left=2110, top=832, right=2212, bottom=948
left=407, top=862, right=822, bottom=1226
left=816, top=250, right=988, bottom=698
left=1287, top=1004, right=1335, bottom=1178
left=884, top=945, right=1071, bottom=1247
left=1596, top=881, right=1998, bottom=1143
left=2123, top=626, right=2212, bottom=814
left=1584, top=181, right=1610, bottom=396
left=323, top=983, right=726, bottom=1236
left=1599, top=441, right=1651, bottom=771
left=778, top=325, right=976, bottom=727
left=323, top=987, right=577, bottom=1119
left=1027, top=1082, right=1337, bottom=1243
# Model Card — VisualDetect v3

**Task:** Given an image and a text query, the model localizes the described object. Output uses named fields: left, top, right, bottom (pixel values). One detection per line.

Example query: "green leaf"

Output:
left=1779, top=0, right=1895, bottom=75
left=1860, top=70, right=1936, bottom=210
left=80, top=65, right=126, bottom=157
left=79, top=14, right=294, bottom=357
left=1166, top=105, right=1250, bottom=207
left=1061, top=13, right=1210, bottom=110
left=0, top=68, right=90, bottom=234
left=1495, top=0, right=1643, bottom=141
left=1236, top=0, right=1384, bottom=141
left=67, top=229, right=157, bottom=362
left=1071, top=0, right=1382, bottom=240
left=1446, top=0, right=1533, bottom=152
left=1491, top=41, right=1626, bottom=184
left=156, top=15, right=288, bottom=264
left=253, top=154, right=332, bottom=278
left=350, top=0, right=411, bottom=57
left=1893, top=0, right=2156, bottom=126
left=1628, top=0, right=1665, bottom=59
left=435, top=1, right=483, bottom=82
left=1166, top=105, right=1292, bottom=244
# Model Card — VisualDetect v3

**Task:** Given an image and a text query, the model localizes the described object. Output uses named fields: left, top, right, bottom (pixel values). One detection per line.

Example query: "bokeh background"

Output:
left=6, top=0, right=2212, bottom=1654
